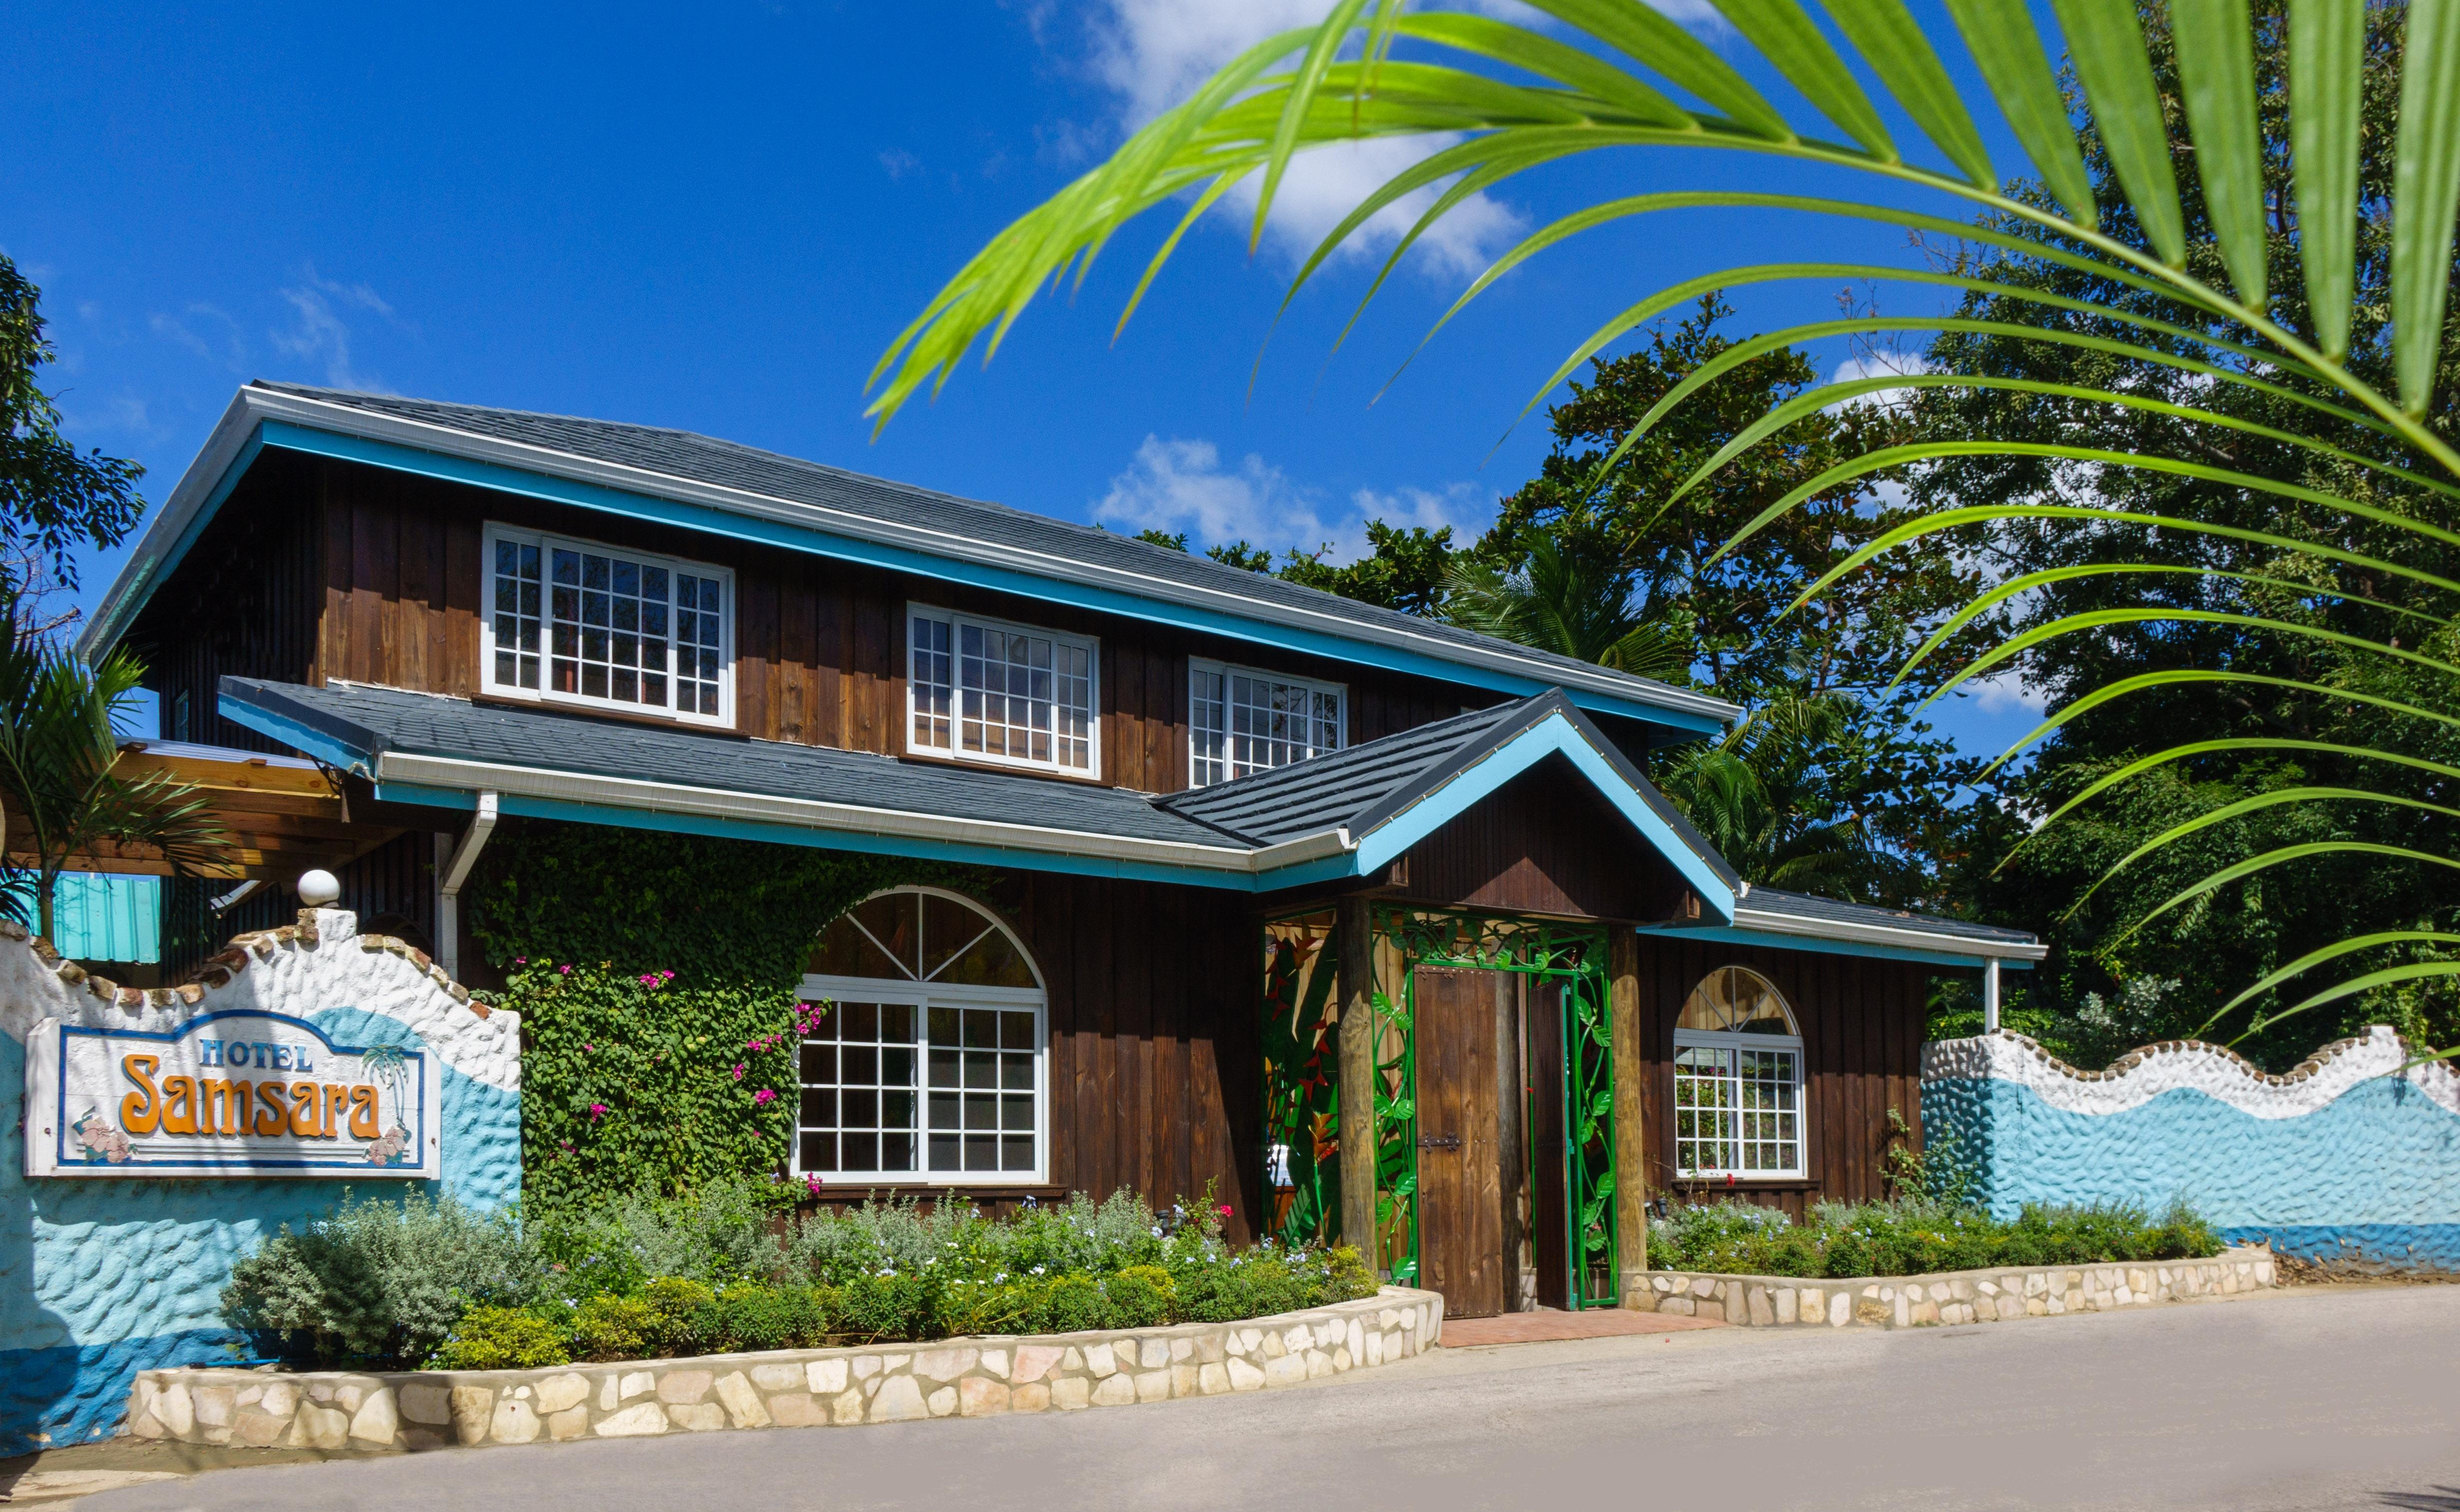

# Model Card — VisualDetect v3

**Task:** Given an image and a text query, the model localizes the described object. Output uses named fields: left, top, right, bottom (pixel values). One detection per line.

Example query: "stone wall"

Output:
left=1625, top=1246, right=2274, bottom=1329
left=1924, top=1028, right=2460, bottom=1272
left=1, top=910, right=519, bottom=1453
left=125, top=1287, right=1444, bottom=1451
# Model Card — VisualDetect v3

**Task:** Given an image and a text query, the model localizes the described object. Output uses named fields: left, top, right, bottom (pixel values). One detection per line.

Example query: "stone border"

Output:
left=125, top=1287, right=1444, bottom=1451
left=1625, top=1245, right=2275, bottom=1328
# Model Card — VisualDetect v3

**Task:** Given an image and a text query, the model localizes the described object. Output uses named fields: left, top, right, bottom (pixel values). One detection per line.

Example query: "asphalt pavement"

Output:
left=55, top=1283, right=2460, bottom=1512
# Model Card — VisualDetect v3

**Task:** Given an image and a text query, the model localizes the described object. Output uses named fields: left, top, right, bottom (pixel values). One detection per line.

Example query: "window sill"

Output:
left=1672, top=1177, right=1818, bottom=1190
left=797, top=1181, right=1064, bottom=1201
left=473, top=689, right=744, bottom=738
left=895, top=747, right=1107, bottom=786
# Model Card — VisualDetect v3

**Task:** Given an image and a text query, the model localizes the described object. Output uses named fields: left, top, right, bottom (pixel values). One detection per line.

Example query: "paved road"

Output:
left=71, top=1285, right=2460, bottom=1512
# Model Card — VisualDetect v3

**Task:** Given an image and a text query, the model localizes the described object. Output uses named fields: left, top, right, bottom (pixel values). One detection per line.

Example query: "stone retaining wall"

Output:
left=124, top=1287, right=1443, bottom=1452
left=1625, top=1245, right=2274, bottom=1329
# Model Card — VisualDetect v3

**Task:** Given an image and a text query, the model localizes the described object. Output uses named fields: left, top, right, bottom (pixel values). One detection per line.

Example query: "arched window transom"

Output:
left=798, top=887, right=1046, bottom=1184
left=1673, top=966, right=1804, bottom=1179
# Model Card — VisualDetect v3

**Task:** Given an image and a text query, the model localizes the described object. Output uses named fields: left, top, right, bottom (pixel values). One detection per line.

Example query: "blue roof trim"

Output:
left=230, top=419, right=1722, bottom=736
left=1309, top=713, right=1738, bottom=918
left=1638, top=923, right=2038, bottom=970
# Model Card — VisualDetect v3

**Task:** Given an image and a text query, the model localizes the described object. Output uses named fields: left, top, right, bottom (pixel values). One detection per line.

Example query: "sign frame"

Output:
left=22, top=1008, right=444, bottom=1179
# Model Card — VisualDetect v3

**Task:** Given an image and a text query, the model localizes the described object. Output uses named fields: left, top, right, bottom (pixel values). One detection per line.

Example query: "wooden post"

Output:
left=1983, top=957, right=2002, bottom=1033
left=1336, top=893, right=1380, bottom=1266
left=1608, top=925, right=1648, bottom=1301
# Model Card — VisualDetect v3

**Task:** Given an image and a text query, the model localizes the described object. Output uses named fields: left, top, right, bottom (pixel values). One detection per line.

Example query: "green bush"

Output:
left=432, top=1306, right=569, bottom=1370
left=1647, top=1198, right=2225, bottom=1279
left=1102, top=1265, right=1177, bottom=1328
left=221, top=1189, right=537, bottom=1369
left=306, top=1182, right=1388, bottom=1369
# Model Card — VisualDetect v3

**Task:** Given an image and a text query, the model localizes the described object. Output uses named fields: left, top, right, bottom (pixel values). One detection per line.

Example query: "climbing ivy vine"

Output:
left=465, top=820, right=985, bottom=1207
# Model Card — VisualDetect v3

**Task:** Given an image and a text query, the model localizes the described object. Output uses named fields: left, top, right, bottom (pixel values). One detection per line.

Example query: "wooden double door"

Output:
left=1412, top=966, right=1574, bottom=1319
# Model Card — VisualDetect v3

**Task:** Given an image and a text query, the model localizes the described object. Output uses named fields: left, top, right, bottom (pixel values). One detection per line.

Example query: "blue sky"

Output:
left=4, top=0, right=2047, bottom=757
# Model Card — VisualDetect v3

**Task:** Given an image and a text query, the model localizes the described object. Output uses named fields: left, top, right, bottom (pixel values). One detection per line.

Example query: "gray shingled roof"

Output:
left=1161, top=689, right=1740, bottom=888
left=219, top=678, right=1245, bottom=849
left=236, top=382, right=1732, bottom=727
left=1740, top=886, right=2040, bottom=948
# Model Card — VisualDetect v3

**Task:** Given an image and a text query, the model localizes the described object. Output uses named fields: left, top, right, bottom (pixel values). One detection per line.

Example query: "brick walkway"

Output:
left=1437, top=1308, right=1726, bottom=1347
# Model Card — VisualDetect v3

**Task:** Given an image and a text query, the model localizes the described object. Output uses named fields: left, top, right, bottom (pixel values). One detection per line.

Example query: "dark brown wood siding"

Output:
left=1629, top=935, right=1932, bottom=1220
left=246, top=453, right=1486, bottom=794
left=1390, top=756, right=1699, bottom=922
left=1001, top=873, right=1265, bottom=1243
left=128, top=450, right=326, bottom=755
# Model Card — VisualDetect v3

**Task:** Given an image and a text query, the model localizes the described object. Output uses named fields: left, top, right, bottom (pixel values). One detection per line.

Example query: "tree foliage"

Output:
left=0, top=255, right=143, bottom=589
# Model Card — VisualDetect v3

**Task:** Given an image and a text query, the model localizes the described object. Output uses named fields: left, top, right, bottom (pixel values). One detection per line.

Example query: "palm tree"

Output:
left=865, top=0, right=2460, bottom=1055
left=1443, top=530, right=1687, bottom=679
left=0, top=593, right=225, bottom=942
left=1654, top=692, right=1878, bottom=896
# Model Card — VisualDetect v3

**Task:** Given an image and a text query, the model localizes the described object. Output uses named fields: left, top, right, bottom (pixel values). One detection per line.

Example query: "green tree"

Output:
left=2, top=256, right=144, bottom=587
left=1913, top=0, right=2460, bottom=1064
left=1137, top=521, right=1458, bottom=614
left=870, top=0, right=2460, bottom=1062
left=1652, top=692, right=1881, bottom=896
left=1444, top=526, right=1684, bottom=675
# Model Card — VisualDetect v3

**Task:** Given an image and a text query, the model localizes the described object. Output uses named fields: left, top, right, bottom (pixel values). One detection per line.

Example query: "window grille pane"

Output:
left=1673, top=1044, right=1737, bottom=1175
left=910, top=615, right=954, bottom=750
left=798, top=1000, right=921, bottom=1177
left=490, top=538, right=544, bottom=691
left=530, top=540, right=715, bottom=715
left=948, top=618, right=1094, bottom=771
left=1190, top=668, right=1226, bottom=786
left=1190, top=666, right=1343, bottom=784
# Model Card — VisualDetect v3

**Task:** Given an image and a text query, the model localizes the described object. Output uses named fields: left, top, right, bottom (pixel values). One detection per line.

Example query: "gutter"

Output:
left=1721, top=901, right=2047, bottom=962
left=369, top=750, right=1358, bottom=883
left=83, top=387, right=1741, bottom=728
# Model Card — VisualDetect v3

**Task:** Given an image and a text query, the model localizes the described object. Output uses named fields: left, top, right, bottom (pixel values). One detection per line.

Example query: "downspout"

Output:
left=1983, top=956, right=2002, bottom=1034
left=435, top=791, right=499, bottom=980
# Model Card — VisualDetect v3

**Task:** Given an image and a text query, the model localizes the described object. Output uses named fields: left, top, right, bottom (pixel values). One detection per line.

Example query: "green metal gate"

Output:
left=1260, top=904, right=1619, bottom=1309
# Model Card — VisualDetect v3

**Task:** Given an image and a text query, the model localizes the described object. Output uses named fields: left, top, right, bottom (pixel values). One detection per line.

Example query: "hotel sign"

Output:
left=22, top=1010, right=442, bottom=1178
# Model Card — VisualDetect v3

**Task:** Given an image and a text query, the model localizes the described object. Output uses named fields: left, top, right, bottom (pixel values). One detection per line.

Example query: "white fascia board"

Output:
left=372, top=751, right=1355, bottom=878
left=1729, top=903, right=2047, bottom=961
left=84, top=386, right=1741, bottom=726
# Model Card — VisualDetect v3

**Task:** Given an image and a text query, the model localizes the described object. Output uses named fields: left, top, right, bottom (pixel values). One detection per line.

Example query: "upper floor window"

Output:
left=484, top=525, right=733, bottom=727
left=907, top=605, right=1098, bottom=776
left=1672, top=966, right=1805, bottom=1179
left=1189, top=660, right=1345, bottom=786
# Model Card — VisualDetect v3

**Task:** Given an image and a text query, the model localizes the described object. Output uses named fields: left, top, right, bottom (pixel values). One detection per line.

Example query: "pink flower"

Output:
left=587, top=1102, right=609, bottom=1121
left=731, top=1063, right=746, bottom=1082
left=803, top=1173, right=824, bottom=1197
left=559, top=964, right=572, bottom=975
left=752, top=1088, right=777, bottom=1107
left=1218, top=1204, right=1233, bottom=1218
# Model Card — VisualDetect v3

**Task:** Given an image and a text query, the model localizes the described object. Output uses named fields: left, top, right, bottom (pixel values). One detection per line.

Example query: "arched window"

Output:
left=798, top=887, right=1046, bottom=1183
left=1672, top=966, right=1804, bottom=1179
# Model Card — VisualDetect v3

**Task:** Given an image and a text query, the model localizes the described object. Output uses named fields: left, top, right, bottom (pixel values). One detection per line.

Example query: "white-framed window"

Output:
left=1188, top=659, right=1346, bottom=786
left=1672, top=966, right=1805, bottom=1178
left=796, top=886, right=1048, bottom=1184
left=482, top=524, right=733, bottom=727
left=905, top=605, right=1098, bottom=775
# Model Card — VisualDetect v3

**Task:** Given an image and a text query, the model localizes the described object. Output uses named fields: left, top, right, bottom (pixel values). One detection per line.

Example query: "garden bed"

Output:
left=1626, top=1246, right=2275, bottom=1328
left=126, top=1287, right=1444, bottom=1451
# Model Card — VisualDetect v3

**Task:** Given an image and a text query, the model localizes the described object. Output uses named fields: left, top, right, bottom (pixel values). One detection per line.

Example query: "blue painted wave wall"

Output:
left=1923, top=1072, right=2460, bottom=1272
left=0, top=1008, right=518, bottom=1453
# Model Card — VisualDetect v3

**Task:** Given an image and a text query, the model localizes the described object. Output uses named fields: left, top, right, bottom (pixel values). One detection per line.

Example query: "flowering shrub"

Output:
left=467, top=822, right=981, bottom=1205
left=1648, top=1197, right=2223, bottom=1279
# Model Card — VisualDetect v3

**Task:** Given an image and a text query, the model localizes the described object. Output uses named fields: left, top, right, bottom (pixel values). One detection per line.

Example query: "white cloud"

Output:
left=1968, top=669, right=2047, bottom=716
left=1827, top=350, right=1935, bottom=414
left=270, top=269, right=399, bottom=391
left=1081, top=0, right=1528, bottom=275
left=1094, top=434, right=1495, bottom=563
left=151, top=303, right=247, bottom=368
